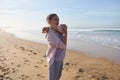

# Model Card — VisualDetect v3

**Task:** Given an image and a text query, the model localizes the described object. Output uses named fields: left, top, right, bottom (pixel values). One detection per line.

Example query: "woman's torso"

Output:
left=54, top=33, right=66, bottom=61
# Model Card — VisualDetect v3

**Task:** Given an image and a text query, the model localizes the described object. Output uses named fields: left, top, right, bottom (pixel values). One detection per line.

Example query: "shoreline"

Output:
left=4, top=29, right=120, bottom=64
left=0, top=30, right=120, bottom=80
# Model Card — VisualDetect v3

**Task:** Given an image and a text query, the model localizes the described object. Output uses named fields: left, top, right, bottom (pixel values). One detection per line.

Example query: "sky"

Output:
left=0, top=0, right=120, bottom=28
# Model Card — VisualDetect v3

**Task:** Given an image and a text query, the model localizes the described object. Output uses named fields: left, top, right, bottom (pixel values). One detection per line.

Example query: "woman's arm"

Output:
left=42, top=24, right=67, bottom=33
left=42, top=27, right=49, bottom=33
left=60, top=24, right=67, bottom=45
left=42, top=24, right=67, bottom=47
left=47, top=31, right=66, bottom=49
left=42, top=26, right=61, bottom=34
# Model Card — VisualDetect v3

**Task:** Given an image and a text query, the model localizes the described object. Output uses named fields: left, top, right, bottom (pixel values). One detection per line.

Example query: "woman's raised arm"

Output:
left=47, top=31, right=66, bottom=49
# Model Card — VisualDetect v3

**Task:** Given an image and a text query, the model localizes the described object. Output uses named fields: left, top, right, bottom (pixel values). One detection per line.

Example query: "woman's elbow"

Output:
left=49, top=43, right=59, bottom=48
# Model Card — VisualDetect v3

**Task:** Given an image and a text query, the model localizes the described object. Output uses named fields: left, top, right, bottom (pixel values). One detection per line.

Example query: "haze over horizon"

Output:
left=0, top=0, right=120, bottom=28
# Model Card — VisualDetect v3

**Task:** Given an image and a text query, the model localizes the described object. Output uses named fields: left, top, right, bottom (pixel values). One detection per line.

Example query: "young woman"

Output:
left=42, top=14, right=67, bottom=80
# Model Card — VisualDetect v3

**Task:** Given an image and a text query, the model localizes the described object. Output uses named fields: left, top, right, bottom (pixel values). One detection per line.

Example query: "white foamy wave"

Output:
left=68, top=28, right=120, bottom=48
left=68, top=27, right=120, bottom=32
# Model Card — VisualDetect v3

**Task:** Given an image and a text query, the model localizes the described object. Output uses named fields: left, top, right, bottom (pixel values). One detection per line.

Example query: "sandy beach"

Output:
left=0, top=31, right=120, bottom=80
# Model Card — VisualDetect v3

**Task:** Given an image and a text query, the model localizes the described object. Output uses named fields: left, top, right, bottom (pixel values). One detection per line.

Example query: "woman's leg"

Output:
left=48, top=62, right=55, bottom=80
left=48, top=61, right=63, bottom=80
left=54, top=61, right=63, bottom=80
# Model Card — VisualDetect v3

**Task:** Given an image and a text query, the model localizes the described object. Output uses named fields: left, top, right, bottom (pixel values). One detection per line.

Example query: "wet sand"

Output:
left=0, top=31, right=120, bottom=80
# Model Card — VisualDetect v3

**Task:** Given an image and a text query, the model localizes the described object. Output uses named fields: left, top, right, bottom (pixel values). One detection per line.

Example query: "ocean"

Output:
left=5, top=27, right=120, bottom=63
left=68, top=27, right=120, bottom=49
left=5, top=27, right=120, bottom=49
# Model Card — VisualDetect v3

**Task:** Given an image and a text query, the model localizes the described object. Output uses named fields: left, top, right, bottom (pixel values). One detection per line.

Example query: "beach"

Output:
left=0, top=31, right=120, bottom=80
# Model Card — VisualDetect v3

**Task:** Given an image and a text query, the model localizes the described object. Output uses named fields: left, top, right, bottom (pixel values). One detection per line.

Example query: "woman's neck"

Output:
left=50, top=25, right=60, bottom=33
left=51, top=25, right=57, bottom=28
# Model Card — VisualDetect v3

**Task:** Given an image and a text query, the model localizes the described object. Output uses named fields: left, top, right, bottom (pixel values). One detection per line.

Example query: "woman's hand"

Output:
left=42, top=27, right=49, bottom=33
left=60, top=24, right=67, bottom=34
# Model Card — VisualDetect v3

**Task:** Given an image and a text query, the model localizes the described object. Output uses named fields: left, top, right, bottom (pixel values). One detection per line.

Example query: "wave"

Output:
left=4, top=27, right=120, bottom=49
left=93, top=30, right=120, bottom=32
left=68, top=28, right=120, bottom=49
left=68, top=28, right=120, bottom=32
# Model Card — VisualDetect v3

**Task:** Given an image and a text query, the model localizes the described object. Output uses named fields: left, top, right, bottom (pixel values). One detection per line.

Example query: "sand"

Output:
left=0, top=31, right=120, bottom=80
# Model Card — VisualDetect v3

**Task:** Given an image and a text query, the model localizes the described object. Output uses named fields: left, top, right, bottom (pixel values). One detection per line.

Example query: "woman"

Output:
left=42, top=14, right=67, bottom=80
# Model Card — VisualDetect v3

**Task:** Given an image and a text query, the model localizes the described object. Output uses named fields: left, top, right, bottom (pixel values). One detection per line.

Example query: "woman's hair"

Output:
left=46, top=13, right=58, bottom=21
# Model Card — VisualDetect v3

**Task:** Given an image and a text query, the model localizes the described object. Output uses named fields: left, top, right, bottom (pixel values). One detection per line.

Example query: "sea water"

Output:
left=68, top=27, right=120, bottom=49
left=5, top=27, right=120, bottom=63
left=5, top=27, right=120, bottom=48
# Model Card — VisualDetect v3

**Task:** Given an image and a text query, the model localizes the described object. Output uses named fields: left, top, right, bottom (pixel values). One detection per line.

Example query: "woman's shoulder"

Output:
left=48, top=30, right=57, bottom=34
left=47, top=30, right=58, bottom=38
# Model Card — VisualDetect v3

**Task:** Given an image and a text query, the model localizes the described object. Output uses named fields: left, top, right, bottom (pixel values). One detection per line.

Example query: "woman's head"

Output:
left=46, top=14, right=59, bottom=27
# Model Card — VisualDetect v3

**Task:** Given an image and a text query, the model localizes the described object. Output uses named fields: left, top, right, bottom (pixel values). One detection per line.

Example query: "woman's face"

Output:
left=48, top=16, right=59, bottom=27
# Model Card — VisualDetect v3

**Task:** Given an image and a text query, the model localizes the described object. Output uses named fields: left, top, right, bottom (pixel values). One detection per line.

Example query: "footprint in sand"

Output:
left=19, top=47, right=34, bottom=54
left=19, top=75, right=29, bottom=80
left=33, top=52, right=37, bottom=55
left=37, top=74, right=41, bottom=76
left=65, top=68, right=69, bottom=71
left=43, top=54, right=46, bottom=57
left=24, top=60, right=30, bottom=65
left=26, top=49, right=33, bottom=52
left=5, top=76, right=13, bottom=80
left=23, top=58, right=26, bottom=59
left=40, top=60, right=43, bottom=62
left=36, top=74, right=45, bottom=78
left=78, top=68, right=84, bottom=73
left=19, top=47, right=25, bottom=50
left=0, top=75, right=13, bottom=80
left=74, top=75, right=81, bottom=80
left=100, top=75, right=108, bottom=80
left=3, top=58, right=6, bottom=60
left=24, top=60, right=29, bottom=62
left=3, top=71, right=9, bottom=75
left=71, top=63, right=77, bottom=66
left=34, top=66, right=39, bottom=68
left=65, top=62, right=70, bottom=66
left=2, top=68, right=9, bottom=72
left=36, top=62, right=41, bottom=64
left=0, top=67, right=9, bottom=76
left=11, top=62, right=14, bottom=65
left=44, top=65, right=47, bottom=67
left=17, top=64, right=21, bottom=67
left=0, top=65, right=12, bottom=80
left=1, top=63, right=7, bottom=67
left=12, top=68, right=19, bottom=73
left=0, top=58, right=6, bottom=62
left=36, top=60, right=44, bottom=64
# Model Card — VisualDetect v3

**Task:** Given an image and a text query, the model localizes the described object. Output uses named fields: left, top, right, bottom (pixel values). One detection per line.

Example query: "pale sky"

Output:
left=0, top=0, right=120, bottom=28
